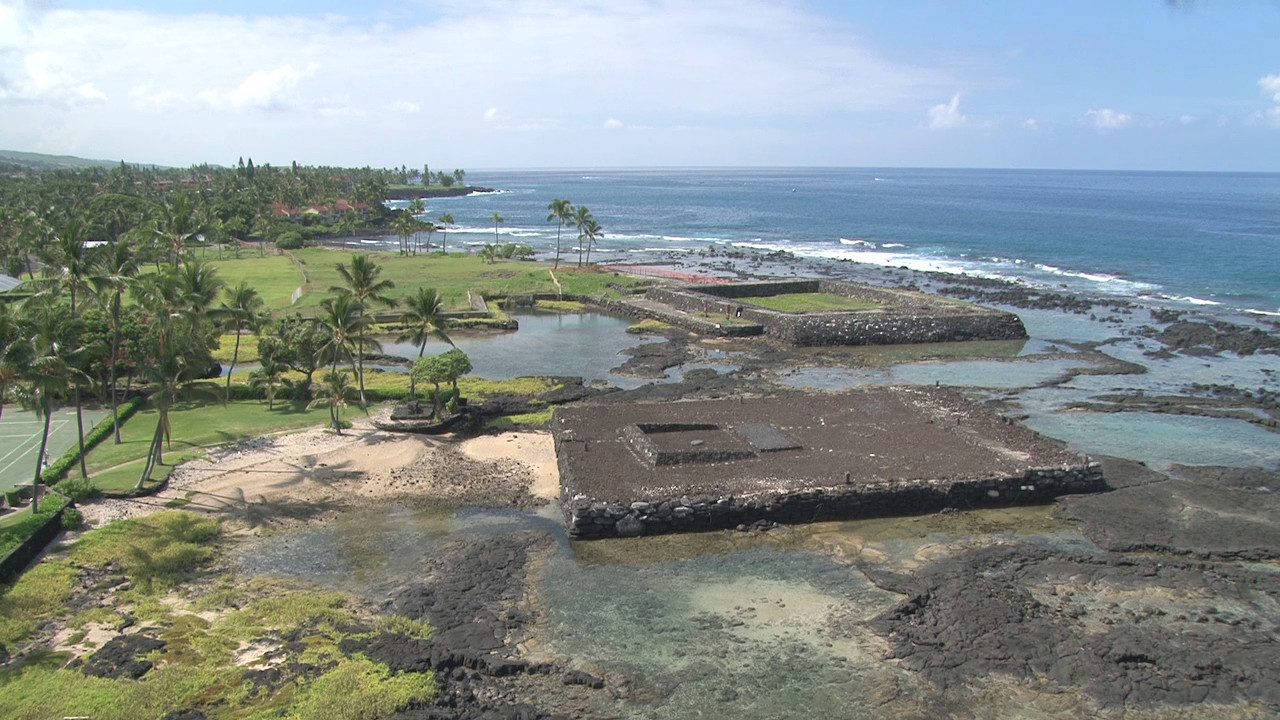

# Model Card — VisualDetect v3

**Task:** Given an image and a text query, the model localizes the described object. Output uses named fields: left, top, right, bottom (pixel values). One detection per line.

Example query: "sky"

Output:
left=1, top=0, right=1278, bottom=171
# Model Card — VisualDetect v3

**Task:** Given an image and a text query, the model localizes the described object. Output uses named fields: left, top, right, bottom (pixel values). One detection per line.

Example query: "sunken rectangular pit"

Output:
left=555, top=387, right=1104, bottom=539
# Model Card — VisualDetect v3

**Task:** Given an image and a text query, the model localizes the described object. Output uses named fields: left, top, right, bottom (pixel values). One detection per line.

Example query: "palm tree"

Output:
left=248, top=359, right=286, bottom=410
left=155, top=194, right=204, bottom=266
left=407, top=199, right=426, bottom=254
left=308, top=370, right=357, bottom=434
left=547, top=199, right=573, bottom=270
left=490, top=213, right=504, bottom=246
left=220, top=281, right=265, bottom=400
left=91, top=239, right=138, bottom=442
left=397, top=287, right=452, bottom=400
left=331, top=254, right=396, bottom=406
left=572, top=205, right=595, bottom=267
left=582, top=218, right=604, bottom=266
left=437, top=213, right=454, bottom=254
left=0, top=303, right=31, bottom=423
left=391, top=212, right=415, bottom=256
left=478, top=244, right=498, bottom=264
left=337, top=210, right=359, bottom=240
left=15, top=300, right=82, bottom=510
left=419, top=221, right=436, bottom=255
left=39, top=213, right=96, bottom=478
left=316, top=292, right=362, bottom=378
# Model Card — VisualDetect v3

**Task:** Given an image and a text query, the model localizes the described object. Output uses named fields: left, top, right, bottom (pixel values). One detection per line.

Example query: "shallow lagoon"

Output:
left=230, top=291, right=1277, bottom=717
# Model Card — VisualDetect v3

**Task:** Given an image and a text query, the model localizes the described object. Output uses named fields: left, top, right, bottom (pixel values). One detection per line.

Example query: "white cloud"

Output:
left=483, top=107, right=498, bottom=122
left=927, top=93, right=966, bottom=129
left=1084, top=108, right=1131, bottom=131
left=1259, top=74, right=1280, bottom=128
left=391, top=100, right=420, bottom=115
left=1179, top=114, right=1196, bottom=125
left=1022, top=118, right=1039, bottom=130
left=0, top=48, right=105, bottom=105
left=603, top=118, right=624, bottom=130
left=198, top=63, right=318, bottom=112
left=1260, top=74, right=1280, bottom=103
left=0, top=1, right=960, bottom=165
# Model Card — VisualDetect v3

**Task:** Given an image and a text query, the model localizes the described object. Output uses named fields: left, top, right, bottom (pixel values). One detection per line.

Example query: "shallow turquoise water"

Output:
left=776, top=356, right=1101, bottom=392
left=1023, top=411, right=1279, bottom=470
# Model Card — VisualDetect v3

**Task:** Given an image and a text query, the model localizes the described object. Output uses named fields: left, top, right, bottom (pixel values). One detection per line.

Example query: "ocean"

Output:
left=396, top=167, right=1280, bottom=316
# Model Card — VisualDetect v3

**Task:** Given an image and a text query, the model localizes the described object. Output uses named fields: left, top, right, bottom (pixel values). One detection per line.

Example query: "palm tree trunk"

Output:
left=73, top=386, right=88, bottom=479
left=226, top=328, right=242, bottom=400
left=356, top=308, right=367, bottom=407
left=137, top=417, right=164, bottom=490
left=110, top=292, right=123, bottom=443
left=32, top=402, right=52, bottom=513
left=553, top=224, right=562, bottom=270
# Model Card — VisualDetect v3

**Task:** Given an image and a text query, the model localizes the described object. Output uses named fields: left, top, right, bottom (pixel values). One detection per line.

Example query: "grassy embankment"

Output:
left=0, top=512, right=436, bottom=720
left=739, top=292, right=882, bottom=313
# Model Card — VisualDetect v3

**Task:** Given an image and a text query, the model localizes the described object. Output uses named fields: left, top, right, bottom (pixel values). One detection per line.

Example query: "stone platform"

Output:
left=554, top=387, right=1102, bottom=539
left=608, top=279, right=1026, bottom=345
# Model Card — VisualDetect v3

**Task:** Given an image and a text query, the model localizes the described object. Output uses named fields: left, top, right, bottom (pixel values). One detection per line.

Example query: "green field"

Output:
left=740, top=292, right=882, bottom=313
left=209, top=254, right=306, bottom=310
left=211, top=249, right=649, bottom=315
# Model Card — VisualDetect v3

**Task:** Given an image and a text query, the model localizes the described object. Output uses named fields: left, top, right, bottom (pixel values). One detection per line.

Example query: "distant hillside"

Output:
left=0, top=149, right=151, bottom=171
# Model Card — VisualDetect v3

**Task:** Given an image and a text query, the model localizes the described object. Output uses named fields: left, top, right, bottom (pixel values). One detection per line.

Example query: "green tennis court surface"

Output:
left=0, top=406, right=110, bottom=493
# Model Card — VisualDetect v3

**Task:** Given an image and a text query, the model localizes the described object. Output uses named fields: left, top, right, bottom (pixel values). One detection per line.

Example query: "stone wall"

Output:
left=563, top=463, right=1105, bottom=539
left=638, top=280, right=1026, bottom=346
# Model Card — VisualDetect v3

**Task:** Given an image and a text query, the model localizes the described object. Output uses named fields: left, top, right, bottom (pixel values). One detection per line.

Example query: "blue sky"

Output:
left=3, top=0, right=1278, bottom=170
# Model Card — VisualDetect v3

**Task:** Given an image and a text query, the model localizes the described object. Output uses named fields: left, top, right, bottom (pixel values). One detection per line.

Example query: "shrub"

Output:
left=61, top=508, right=84, bottom=530
left=53, top=476, right=97, bottom=503
left=276, top=231, right=305, bottom=250
left=3, top=489, right=20, bottom=507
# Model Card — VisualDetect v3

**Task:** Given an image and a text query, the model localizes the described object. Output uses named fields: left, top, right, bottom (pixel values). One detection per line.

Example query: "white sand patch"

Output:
left=459, top=432, right=560, bottom=500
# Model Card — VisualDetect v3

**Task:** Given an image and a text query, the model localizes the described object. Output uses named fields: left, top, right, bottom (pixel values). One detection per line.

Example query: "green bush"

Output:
left=276, top=231, right=305, bottom=250
left=3, top=489, right=20, bottom=507
left=53, top=476, right=97, bottom=503
left=61, top=508, right=84, bottom=530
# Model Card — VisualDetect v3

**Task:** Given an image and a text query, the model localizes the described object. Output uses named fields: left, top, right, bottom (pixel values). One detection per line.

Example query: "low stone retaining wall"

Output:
left=564, top=464, right=1104, bottom=539
left=0, top=497, right=69, bottom=584
left=637, top=280, right=1026, bottom=346
left=594, top=297, right=764, bottom=337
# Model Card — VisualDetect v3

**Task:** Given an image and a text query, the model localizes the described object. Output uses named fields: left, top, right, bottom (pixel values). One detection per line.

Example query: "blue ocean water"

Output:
left=398, top=168, right=1280, bottom=315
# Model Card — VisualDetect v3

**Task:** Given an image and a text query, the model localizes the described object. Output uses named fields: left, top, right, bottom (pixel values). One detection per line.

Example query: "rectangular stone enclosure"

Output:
left=609, top=279, right=1026, bottom=345
left=555, top=387, right=1103, bottom=539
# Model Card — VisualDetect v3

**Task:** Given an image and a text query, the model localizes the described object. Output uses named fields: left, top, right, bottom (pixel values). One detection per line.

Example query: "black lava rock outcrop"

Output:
left=868, top=544, right=1280, bottom=710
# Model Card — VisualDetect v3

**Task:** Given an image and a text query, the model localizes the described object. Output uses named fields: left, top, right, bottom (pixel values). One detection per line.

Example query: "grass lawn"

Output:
left=212, top=334, right=260, bottom=365
left=210, top=254, right=306, bottom=311
left=84, top=392, right=336, bottom=493
left=253, top=249, right=649, bottom=314
left=741, top=292, right=882, bottom=313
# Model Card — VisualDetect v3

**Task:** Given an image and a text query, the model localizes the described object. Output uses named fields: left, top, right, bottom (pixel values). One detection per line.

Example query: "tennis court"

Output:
left=0, top=406, right=110, bottom=493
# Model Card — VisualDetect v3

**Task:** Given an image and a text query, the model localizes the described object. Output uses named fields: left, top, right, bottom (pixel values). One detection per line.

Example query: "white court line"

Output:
left=0, top=419, right=69, bottom=480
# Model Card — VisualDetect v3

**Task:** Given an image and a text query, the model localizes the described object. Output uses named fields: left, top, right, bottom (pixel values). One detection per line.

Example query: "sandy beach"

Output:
left=78, top=412, right=561, bottom=530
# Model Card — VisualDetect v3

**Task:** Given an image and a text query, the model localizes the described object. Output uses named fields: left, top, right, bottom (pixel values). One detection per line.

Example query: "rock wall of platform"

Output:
left=639, top=282, right=1027, bottom=346
left=562, top=464, right=1105, bottom=539
left=763, top=310, right=1027, bottom=346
